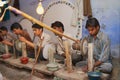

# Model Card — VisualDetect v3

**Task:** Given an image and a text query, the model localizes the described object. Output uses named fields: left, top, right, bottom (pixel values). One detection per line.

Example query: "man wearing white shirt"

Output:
left=19, top=23, right=51, bottom=61
left=51, top=21, right=82, bottom=65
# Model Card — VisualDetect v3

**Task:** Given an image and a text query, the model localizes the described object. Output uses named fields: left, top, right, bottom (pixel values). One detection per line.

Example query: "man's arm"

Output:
left=19, top=36, right=34, bottom=48
left=2, top=40, right=13, bottom=46
left=94, top=60, right=102, bottom=67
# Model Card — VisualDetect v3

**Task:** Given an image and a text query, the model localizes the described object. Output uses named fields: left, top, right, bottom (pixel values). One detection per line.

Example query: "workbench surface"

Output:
left=0, top=57, right=109, bottom=80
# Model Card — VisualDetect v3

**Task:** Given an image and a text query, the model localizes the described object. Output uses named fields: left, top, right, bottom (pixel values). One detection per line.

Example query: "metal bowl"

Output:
left=87, top=71, right=102, bottom=80
left=46, top=63, right=59, bottom=71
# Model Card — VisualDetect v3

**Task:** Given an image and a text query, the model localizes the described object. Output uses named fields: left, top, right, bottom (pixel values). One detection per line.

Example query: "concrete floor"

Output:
left=111, top=58, right=120, bottom=80
left=0, top=58, right=120, bottom=80
left=0, top=62, right=45, bottom=80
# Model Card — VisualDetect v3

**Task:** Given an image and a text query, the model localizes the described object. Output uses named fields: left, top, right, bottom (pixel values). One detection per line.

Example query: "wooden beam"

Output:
left=64, top=40, right=73, bottom=73
left=8, top=6, right=77, bottom=42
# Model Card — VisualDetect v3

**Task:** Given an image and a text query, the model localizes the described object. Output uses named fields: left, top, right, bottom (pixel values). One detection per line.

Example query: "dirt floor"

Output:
left=0, top=62, right=52, bottom=80
left=110, top=58, right=120, bottom=80
left=0, top=58, right=120, bottom=80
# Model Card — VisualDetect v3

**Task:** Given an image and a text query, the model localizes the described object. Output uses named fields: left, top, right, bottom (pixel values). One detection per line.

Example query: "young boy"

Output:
left=0, top=26, right=16, bottom=54
left=19, top=23, right=51, bottom=61
left=10, top=22, right=34, bottom=57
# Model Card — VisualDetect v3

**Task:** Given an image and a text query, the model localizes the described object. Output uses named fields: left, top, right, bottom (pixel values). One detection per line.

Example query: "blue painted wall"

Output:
left=24, top=0, right=120, bottom=58
left=80, top=0, right=120, bottom=58
left=0, top=0, right=119, bottom=58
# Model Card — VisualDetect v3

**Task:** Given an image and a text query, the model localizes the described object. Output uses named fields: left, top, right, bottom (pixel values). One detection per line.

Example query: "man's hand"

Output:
left=2, top=40, right=13, bottom=46
left=72, top=41, right=81, bottom=50
left=94, top=61, right=102, bottom=68
left=19, top=37, right=27, bottom=42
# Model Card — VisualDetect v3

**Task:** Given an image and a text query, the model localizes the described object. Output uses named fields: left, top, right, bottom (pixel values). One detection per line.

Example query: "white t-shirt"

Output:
left=34, top=32, right=51, bottom=59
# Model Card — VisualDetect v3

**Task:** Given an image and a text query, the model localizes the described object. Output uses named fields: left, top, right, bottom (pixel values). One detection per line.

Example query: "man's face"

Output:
left=12, top=29, right=20, bottom=35
left=1, top=30, right=7, bottom=36
left=87, top=26, right=99, bottom=37
left=32, top=28, right=42, bottom=36
left=52, top=26, right=61, bottom=32
left=52, top=26, right=63, bottom=36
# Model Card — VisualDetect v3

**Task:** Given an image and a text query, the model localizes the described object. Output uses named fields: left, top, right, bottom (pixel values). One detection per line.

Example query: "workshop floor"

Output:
left=0, top=58, right=120, bottom=80
left=110, top=58, right=120, bottom=80
left=0, top=62, right=46, bottom=80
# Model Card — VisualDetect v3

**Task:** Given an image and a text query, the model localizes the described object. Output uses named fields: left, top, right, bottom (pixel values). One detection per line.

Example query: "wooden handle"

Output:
left=64, top=40, right=73, bottom=73
left=0, top=7, right=8, bottom=21
left=8, top=6, right=77, bottom=42
left=30, top=38, right=43, bottom=79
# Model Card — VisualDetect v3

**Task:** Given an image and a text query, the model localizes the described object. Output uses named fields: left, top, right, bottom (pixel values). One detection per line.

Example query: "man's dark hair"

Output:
left=0, top=26, right=8, bottom=31
left=51, top=21, right=64, bottom=31
left=32, top=23, right=43, bottom=31
left=85, top=16, right=100, bottom=29
left=10, top=22, right=23, bottom=31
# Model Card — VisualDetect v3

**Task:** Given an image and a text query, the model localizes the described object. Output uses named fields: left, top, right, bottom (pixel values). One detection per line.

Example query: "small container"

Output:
left=20, top=57, right=29, bottom=64
left=46, top=63, right=59, bottom=71
left=87, top=71, right=102, bottom=80
left=2, top=53, right=11, bottom=59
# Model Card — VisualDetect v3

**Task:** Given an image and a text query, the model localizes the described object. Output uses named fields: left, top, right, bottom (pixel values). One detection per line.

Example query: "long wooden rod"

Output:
left=30, top=39, right=43, bottom=80
left=8, top=6, right=77, bottom=42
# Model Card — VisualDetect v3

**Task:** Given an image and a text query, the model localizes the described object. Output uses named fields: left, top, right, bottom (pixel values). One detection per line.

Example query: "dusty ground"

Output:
left=0, top=58, right=120, bottom=80
left=111, top=58, right=120, bottom=80
left=0, top=62, right=52, bottom=80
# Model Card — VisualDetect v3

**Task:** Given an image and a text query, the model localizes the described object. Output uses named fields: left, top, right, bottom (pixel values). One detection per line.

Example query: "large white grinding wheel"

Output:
left=80, top=37, right=88, bottom=56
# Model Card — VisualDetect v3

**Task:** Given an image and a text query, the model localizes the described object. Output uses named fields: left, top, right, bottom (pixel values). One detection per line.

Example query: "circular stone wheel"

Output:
left=80, top=37, right=88, bottom=56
